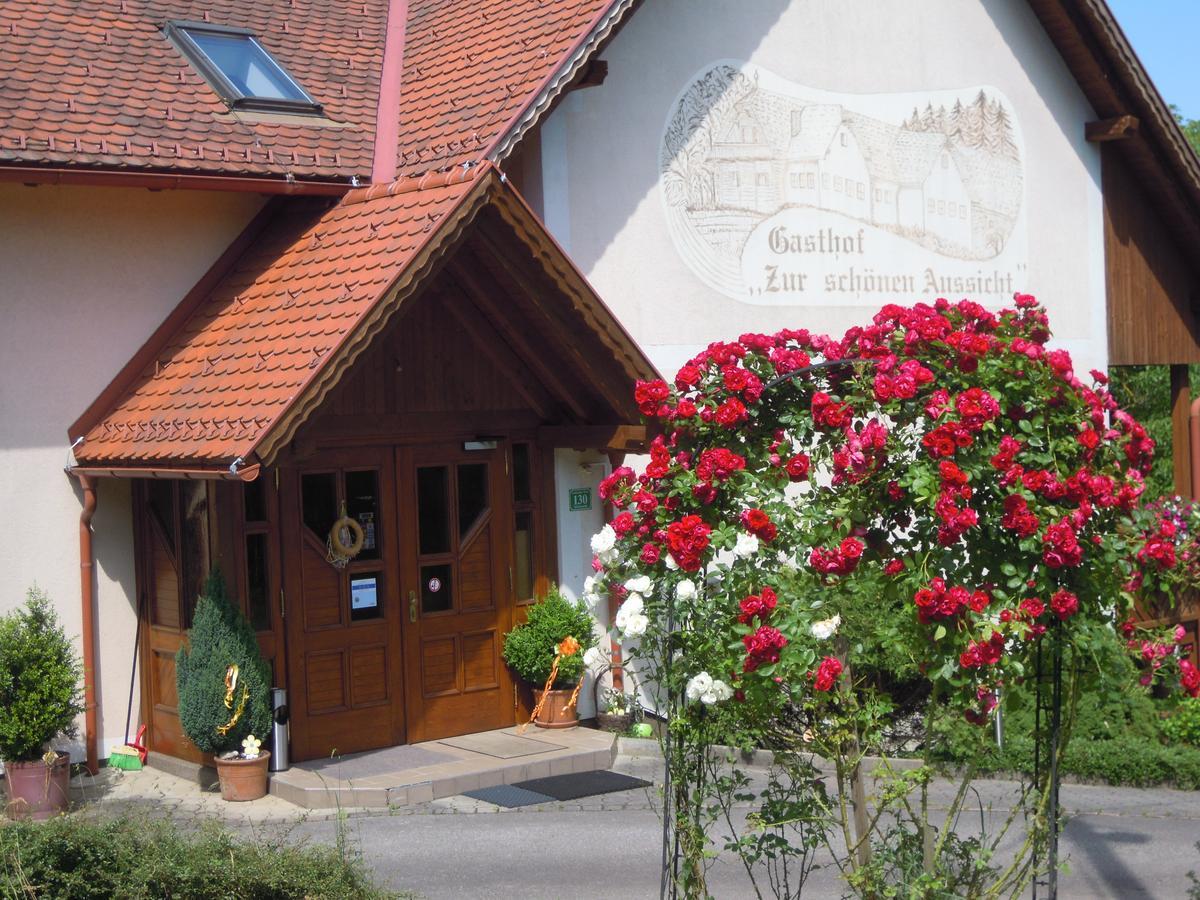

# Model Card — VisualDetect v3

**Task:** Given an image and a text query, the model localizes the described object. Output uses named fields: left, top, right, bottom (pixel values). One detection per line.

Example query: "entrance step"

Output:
left=269, top=726, right=616, bottom=809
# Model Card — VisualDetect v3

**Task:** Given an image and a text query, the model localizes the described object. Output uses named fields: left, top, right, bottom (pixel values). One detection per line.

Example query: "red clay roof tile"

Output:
left=74, top=169, right=485, bottom=467
left=0, top=0, right=629, bottom=185
left=0, top=0, right=386, bottom=181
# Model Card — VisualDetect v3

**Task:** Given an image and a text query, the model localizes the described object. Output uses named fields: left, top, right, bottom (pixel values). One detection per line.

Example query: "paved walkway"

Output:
left=67, top=740, right=1200, bottom=898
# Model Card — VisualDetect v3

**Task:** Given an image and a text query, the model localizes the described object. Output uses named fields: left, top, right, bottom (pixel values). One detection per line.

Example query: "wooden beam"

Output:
left=1172, top=364, right=1192, bottom=497
left=472, top=228, right=634, bottom=419
left=1086, top=115, right=1139, bottom=143
left=536, top=424, right=647, bottom=451
left=447, top=260, right=591, bottom=421
left=439, top=288, right=554, bottom=419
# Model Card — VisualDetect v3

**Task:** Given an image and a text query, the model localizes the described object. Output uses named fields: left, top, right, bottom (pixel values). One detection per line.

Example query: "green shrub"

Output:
left=1160, top=698, right=1200, bottom=747
left=0, top=816, right=399, bottom=899
left=502, top=587, right=597, bottom=686
left=926, top=626, right=1200, bottom=788
left=175, top=570, right=270, bottom=755
left=0, top=587, right=83, bottom=762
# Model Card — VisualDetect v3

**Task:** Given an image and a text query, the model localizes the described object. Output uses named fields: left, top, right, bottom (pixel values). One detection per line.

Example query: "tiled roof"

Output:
left=0, top=0, right=387, bottom=180
left=0, top=0, right=632, bottom=184
left=393, top=0, right=625, bottom=177
left=73, top=168, right=487, bottom=467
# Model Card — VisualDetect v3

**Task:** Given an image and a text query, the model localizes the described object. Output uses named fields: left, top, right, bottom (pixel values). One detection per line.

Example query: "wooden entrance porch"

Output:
left=100, top=172, right=657, bottom=766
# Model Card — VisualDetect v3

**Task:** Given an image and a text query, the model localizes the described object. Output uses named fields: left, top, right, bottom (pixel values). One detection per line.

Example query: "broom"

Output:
left=110, top=608, right=148, bottom=772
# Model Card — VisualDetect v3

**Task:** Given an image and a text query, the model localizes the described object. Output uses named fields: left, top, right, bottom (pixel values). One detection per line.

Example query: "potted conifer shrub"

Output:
left=503, top=588, right=597, bottom=728
left=176, top=571, right=272, bottom=801
left=0, top=587, right=84, bottom=820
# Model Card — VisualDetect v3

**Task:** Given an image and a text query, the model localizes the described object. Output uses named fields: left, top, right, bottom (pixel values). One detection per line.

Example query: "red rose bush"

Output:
left=586, top=294, right=1193, bottom=897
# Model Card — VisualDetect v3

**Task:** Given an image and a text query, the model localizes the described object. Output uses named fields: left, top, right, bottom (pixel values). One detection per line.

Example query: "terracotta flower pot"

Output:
left=213, top=751, right=270, bottom=801
left=3, top=753, right=71, bottom=820
left=534, top=688, right=580, bottom=729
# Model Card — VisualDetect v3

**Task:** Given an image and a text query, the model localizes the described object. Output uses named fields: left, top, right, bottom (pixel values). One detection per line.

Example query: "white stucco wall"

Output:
left=553, top=448, right=611, bottom=717
left=537, top=0, right=1106, bottom=380
left=0, top=183, right=263, bottom=758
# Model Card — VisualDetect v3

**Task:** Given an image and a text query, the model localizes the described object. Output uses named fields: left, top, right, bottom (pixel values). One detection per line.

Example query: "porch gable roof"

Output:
left=69, top=163, right=657, bottom=476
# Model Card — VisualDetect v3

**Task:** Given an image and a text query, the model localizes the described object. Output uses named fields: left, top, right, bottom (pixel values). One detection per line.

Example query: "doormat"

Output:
left=297, top=744, right=456, bottom=780
left=515, top=769, right=651, bottom=800
left=462, top=770, right=651, bottom=807
left=437, top=732, right=565, bottom=759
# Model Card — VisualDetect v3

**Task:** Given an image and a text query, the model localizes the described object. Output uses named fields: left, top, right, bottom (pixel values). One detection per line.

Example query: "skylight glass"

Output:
left=167, top=22, right=320, bottom=114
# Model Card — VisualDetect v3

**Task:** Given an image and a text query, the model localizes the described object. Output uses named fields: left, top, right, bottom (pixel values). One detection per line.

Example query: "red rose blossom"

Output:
left=813, top=656, right=843, bottom=692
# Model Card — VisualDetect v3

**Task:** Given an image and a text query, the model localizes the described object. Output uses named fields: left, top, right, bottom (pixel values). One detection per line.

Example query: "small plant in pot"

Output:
left=0, top=587, right=84, bottom=820
left=503, top=588, right=597, bottom=729
left=176, top=571, right=272, bottom=801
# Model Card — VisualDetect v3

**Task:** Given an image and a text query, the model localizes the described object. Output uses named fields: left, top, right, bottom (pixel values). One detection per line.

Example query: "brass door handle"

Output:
left=409, top=590, right=418, bottom=623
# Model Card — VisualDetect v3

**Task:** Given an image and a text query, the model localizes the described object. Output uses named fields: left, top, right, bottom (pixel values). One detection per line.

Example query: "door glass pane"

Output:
left=245, top=532, right=270, bottom=631
left=179, top=481, right=209, bottom=628
left=345, top=470, right=380, bottom=561
left=349, top=572, right=384, bottom=622
left=244, top=477, right=267, bottom=523
left=421, top=564, right=453, bottom=613
left=457, top=463, right=489, bottom=538
left=512, top=443, right=532, bottom=503
left=515, top=510, right=534, bottom=601
left=147, top=480, right=176, bottom=553
left=417, top=466, right=450, bottom=555
left=301, top=472, right=337, bottom=542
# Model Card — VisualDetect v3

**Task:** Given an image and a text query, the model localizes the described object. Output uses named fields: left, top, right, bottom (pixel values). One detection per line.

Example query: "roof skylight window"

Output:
left=166, top=21, right=321, bottom=114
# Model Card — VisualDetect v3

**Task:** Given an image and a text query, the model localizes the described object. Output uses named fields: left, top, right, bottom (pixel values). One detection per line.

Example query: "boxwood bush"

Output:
left=0, top=587, right=83, bottom=762
left=502, top=587, right=596, bottom=686
left=0, top=816, right=399, bottom=899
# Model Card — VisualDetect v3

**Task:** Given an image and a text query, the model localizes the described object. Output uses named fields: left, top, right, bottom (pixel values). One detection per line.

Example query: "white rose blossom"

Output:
left=582, top=646, right=605, bottom=669
left=810, top=614, right=842, bottom=640
left=614, top=594, right=645, bottom=636
left=622, top=613, right=649, bottom=637
left=734, top=532, right=760, bottom=559
left=675, top=579, right=697, bottom=601
left=686, top=672, right=733, bottom=705
left=624, top=575, right=652, bottom=595
left=664, top=553, right=679, bottom=571
left=590, top=525, right=618, bottom=564
left=685, top=672, right=713, bottom=702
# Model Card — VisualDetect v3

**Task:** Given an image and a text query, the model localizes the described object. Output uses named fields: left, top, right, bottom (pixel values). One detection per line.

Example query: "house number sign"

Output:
left=569, top=488, right=592, bottom=511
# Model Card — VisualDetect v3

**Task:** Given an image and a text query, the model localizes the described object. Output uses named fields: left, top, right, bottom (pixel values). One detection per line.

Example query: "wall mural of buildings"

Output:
left=661, top=63, right=1028, bottom=305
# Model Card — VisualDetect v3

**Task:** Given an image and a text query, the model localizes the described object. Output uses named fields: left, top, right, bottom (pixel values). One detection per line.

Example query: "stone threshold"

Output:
left=265, top=726, right=617, bottom=809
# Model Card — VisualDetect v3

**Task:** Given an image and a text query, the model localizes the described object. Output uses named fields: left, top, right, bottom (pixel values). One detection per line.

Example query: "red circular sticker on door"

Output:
left=427, top=577, right=442, bottom=593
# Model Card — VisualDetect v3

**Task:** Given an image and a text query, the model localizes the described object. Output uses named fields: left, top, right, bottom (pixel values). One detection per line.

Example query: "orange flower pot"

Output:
left=533, top=688, right=580, bottom=729
left=213, top=751, right=270, bottom=801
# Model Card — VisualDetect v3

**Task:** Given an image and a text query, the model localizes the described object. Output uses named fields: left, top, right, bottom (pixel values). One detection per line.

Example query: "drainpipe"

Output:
left=1191, top=397, right=1200, bottom=502
left=75, top=473, right=100, bottom=775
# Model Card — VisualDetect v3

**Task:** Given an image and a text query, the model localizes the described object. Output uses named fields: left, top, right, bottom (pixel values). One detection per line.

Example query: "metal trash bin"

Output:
left=269, top=687, right=290, bottom=772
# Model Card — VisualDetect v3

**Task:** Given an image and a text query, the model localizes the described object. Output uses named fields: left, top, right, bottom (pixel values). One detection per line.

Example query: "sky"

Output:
left=1106, top=0, right=1200, bottom=121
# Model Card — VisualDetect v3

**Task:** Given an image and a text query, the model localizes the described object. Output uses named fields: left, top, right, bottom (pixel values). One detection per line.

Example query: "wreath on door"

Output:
left=326, top=503, right=364, bottom=569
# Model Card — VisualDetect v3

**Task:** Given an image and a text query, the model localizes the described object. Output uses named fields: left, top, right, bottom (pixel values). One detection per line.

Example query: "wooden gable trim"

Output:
left=446, top=259, right=591, bottom=422
left=250, top=175, right=497, bottom=464
left=487, top=185, right=660, bottom=390
left=438, top=284, right=557, bottom=419
left=472, top=223, right=637, bottom=421
left=1027, top=0, right=1200, bottom=277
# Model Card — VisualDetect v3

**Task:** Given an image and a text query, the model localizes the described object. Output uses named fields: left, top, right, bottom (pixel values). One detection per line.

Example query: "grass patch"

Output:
left=0, top=815, right=402, bottom=899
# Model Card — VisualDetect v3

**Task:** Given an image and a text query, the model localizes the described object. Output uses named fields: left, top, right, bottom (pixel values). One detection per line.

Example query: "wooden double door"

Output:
left=281, top=442, right=518, bottom=761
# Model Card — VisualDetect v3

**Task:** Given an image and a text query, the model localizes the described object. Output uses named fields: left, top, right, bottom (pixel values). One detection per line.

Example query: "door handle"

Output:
left=409, top=590, right=418, bottom=623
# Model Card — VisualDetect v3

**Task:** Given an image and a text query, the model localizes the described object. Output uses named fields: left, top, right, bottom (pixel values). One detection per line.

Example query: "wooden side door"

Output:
left=280, top=449, right=405, bottom=761
left=135, top=479, right=211, bottom=765
left=399, top=443, right=516, bottom=742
